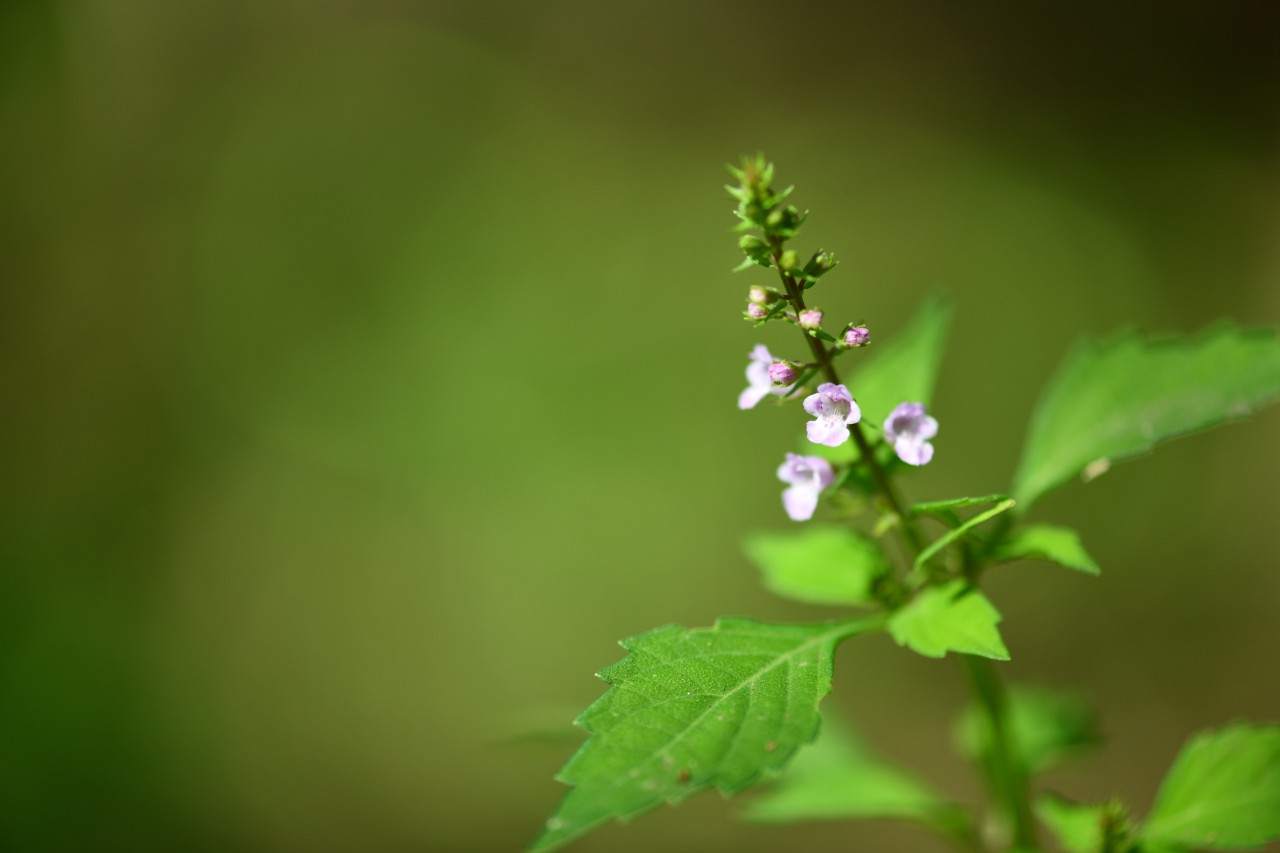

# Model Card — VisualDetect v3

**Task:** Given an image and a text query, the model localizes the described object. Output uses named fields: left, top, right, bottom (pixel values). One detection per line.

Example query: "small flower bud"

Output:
left=798, top=309, right=824, bottom=330
left=748, top=285, right=770, bottom=304
left=746, top=302, right=768, bottom=321
left=779, top=250, right=798, bottom=271
left=768, top=361, right=799, bottom=386
left=842, top=325, right=870, bottom=347
left=802, top=250, right=837, bottom=280
left=739, top=234, right=766, bottom=253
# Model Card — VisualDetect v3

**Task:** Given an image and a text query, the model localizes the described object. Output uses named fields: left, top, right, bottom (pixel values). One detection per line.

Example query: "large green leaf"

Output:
left=744, top=717, right=956, bottom=828
left=743, top=526, right=891, bottom=607
left=956, top=685, right=1101, bottom=775
left=1141, top=722, right=1280, bottom=851
left=532, top=617, right=879, bottom=852
left=888, top=580, right=1009, bottom=661
left=846, top=295, right=951, bottom=428
left=992, top=524, right=1100, bottom=576
left=1011, top=324, right=1280, bottom=509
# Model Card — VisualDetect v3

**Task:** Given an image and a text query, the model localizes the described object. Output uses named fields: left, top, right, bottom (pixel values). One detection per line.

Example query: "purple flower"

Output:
left=884, top=402, right=938, bottom=466
left=738, top=345, right=792, bottom=409
left=777, top=453, right=834, bottom=521
left=842, top=326, right=870, bottom=348
left=767, top=361, right=798, bottom=386
left=798, top=308, right=824, bottom=330
left=803, top=383, right=861, bottom=446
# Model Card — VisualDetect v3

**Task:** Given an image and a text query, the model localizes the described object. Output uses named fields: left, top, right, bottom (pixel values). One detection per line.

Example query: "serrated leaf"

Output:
left=1037, top=796, right=1132, bottom=853
left=1141, top=722, right=1280, bottom=851
left=532, top=617, right=880, bottom=852
left=846, top=296, right=951, bottom=427
left=743, top=526, right=891, bottom=607
left=888, top=581, right=1009, bottom=660
left=1011, top=324, right=1280, bottom=509
left=957, top=686, right=1101, bottom=775
left=993, top=524, right=1100, bottom=576
left=744, top=716, right=954, bottom=827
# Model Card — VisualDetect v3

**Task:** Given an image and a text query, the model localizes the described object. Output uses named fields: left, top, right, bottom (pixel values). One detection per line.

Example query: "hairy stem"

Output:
left=962, top=655, right=1038, bottom=851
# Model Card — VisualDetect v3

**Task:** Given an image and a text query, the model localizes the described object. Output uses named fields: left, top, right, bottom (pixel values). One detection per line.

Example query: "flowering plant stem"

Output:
left=766, top=238, right=925, bottom=554
left=769, top=236, right=1037, bottom=851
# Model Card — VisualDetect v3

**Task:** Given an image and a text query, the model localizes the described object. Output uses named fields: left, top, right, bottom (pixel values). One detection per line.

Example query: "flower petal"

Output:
left=739, top=384, right=771, bottom=410
left=782, top=484, right=820, bottom=521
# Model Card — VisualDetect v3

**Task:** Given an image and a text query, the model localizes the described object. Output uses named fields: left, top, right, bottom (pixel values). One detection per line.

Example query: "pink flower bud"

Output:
left=842, top=325, right=870, bottom=347
left=798, top=309, right=823, bottom=330
left=746, top=302, right=768, bottom=321
left=767, top=362, right=798, bottom=386
left=748, top=285, right=769, bottom=304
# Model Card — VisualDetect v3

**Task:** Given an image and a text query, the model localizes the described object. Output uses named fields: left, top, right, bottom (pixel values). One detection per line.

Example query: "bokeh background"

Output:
left=3, top=2, right=1279, bottom=851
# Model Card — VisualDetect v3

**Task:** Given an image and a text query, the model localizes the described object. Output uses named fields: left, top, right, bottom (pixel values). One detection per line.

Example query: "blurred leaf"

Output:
left=743, top=526, right=891, bottom=607
left=914, top=499, right=1016, bottom=569
left=1141, top=722, right=1280, bottom=851
left=1011, top=324, right=1280, bottom=509
left=993, top=524, right=1100, bottom=575
left=809, top=328, right=839, bottom=343
left=888, top=581, right=1009, bottom=660
left=956, top=686, right=1101, bottom=775
left=912, top=494, right=1011, bottom=515
left=744, top=716, right=959, bottom=830
left=532, top=617, right=880, bottom=853
left=1037, top=796, right=1132, bottom=853
left=846, top=296, right=951, bottom=427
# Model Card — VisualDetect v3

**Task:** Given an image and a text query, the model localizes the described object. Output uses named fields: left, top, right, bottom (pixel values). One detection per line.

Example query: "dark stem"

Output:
left=767, top=247, right=926, bottom=554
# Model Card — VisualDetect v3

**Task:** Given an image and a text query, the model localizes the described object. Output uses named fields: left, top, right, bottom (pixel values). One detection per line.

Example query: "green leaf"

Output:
left=1141, top=722, right=1280, bottom=851
left=888, top=580, right=1009, bottom=660
left=993, top=524, right=1100, bottom=576
left=744, top=716, right=956, bottom=828
left=914, top=499, right=1016, bottom=569
left=956, top=686, right=1101, bottom=775
left=743, top=526, right=891, bottom=607
left=912, top=494, right=1011, bottom=515
left=846, top=296, right=951, bottom=427
left=532, top=617, right=881, bottom=852
left=1037, top=796, right=1132, bottom=853
left=1011, top=324, right=1280, bottom=509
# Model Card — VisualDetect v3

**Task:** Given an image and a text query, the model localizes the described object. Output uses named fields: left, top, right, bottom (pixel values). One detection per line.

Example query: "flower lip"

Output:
left=738, top=345, right=795, bottom=409
left=884, top=401, right=938, bottom=466
left=802, top=382, right=862, bottom=447
left=777, top=452, right=834, bottom=521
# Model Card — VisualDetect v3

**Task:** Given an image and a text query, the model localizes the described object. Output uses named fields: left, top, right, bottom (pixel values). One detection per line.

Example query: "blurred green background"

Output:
left=2, top=1, right=1278, bottom=851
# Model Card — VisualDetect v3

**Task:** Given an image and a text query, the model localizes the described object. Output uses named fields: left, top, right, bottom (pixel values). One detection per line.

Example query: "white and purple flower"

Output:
left=738, top=345, right=794, bottom=409
left=802, top=382, right=861, bottom=446
left=884, top=402, right=938, bottom=466
left=777, top=453, right=834, bottom=521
